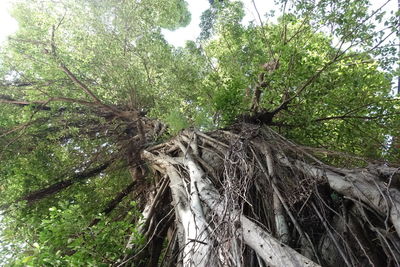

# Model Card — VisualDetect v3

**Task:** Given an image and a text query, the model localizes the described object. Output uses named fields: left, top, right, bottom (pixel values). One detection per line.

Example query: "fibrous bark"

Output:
left=118, top=123, right=400, bottom=266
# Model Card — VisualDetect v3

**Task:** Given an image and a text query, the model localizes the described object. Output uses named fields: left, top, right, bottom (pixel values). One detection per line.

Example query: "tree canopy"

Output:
left=0, top=0, right=399, bottom=266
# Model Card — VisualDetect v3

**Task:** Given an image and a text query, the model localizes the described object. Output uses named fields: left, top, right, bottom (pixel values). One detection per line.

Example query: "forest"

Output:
left=0, top=0, right=399, bottom=266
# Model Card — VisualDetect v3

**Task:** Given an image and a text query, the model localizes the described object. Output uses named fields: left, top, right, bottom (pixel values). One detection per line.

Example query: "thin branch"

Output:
left=21, top=161, right=112, bottom=204
left=270, top=51, right=345, bottom=116
left=0, top=118, right=50, bottom=139
left=0, top=159, right=114, bottom=211
left=88, top=180, right=137, bottom=227
left=0, top=97, right=51, bottom=110
left=59, top=64, right=102, bottom=104
left=250, top=0, right=274, bottom=58
left=47, top=25, right=126, bottom=118
left=313, top=113, right=400, bottom=123
left=0, top=94, right=105, bottom=110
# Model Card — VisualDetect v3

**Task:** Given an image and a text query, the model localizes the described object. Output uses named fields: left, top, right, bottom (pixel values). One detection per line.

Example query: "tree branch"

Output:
left=20, top=161, right=112, bottom=205
left=313, top=113, right=400, bottom=122
left=89, top=180, right=137, bottom=227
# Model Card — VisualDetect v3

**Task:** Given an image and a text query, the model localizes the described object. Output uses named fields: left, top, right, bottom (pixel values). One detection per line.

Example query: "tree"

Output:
left=0, top=0, right=399, bottom=266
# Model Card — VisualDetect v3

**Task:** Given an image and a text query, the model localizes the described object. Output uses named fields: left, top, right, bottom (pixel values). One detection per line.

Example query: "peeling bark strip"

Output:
left=132, top=124, right=400, bottom=267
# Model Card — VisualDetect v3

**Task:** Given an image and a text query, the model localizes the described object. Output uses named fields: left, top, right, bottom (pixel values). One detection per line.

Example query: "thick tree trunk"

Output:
left=119, top=123, right=400, bottom=267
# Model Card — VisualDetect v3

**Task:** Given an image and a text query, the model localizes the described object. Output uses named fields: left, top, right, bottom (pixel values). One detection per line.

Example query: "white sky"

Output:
left=0, top=0, right=18, bottom=44
left=162, top=0, right=273, bottom=46
left=0, top=0, right=396, bottom=47
left=0, top=0, right=274, bottom=46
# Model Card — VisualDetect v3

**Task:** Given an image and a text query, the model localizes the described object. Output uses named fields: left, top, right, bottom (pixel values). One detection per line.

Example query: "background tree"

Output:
left=0, top=0, right=399, bottom=266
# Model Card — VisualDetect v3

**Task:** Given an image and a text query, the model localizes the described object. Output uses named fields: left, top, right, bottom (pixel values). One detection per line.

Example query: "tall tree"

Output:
left=0, top=0, right=399, bottom=266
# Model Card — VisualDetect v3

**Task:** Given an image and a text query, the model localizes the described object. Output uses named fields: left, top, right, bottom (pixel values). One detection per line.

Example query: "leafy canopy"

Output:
left=0, top=0, right=399, bottom=265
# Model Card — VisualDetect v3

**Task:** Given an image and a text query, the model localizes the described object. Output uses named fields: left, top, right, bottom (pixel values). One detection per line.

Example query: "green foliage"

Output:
left=0, top=0, right=398, bottom=264
left=198, top=8, right=399, bottom=161
left=6, top=202, right=140, bottom=266
left=163, top=108, right=189, bottom=134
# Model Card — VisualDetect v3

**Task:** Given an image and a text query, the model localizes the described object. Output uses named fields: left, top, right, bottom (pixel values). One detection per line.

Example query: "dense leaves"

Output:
left=0, top=0, right=399, bottom=265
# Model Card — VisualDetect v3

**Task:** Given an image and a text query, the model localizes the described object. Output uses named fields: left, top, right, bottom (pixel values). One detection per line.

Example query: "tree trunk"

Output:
left=118, top=123, right=400, bottom=267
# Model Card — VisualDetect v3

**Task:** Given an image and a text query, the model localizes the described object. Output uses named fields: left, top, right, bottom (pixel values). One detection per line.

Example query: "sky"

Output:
left=0, top=0, right=275, bottom=46
left=0, top=0, right=18, bottom=44
left=0, top=0, right=397, bottom=47
left=162, top=0, right=274, bottom=46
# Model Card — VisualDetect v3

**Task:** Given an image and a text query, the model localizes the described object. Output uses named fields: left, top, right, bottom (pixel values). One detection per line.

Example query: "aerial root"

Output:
left=126, top=125, right=400, bottom=266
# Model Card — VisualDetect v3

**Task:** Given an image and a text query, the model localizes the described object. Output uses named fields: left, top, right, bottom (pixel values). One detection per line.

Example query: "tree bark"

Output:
left=119, top=124, right=400, bottom=266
